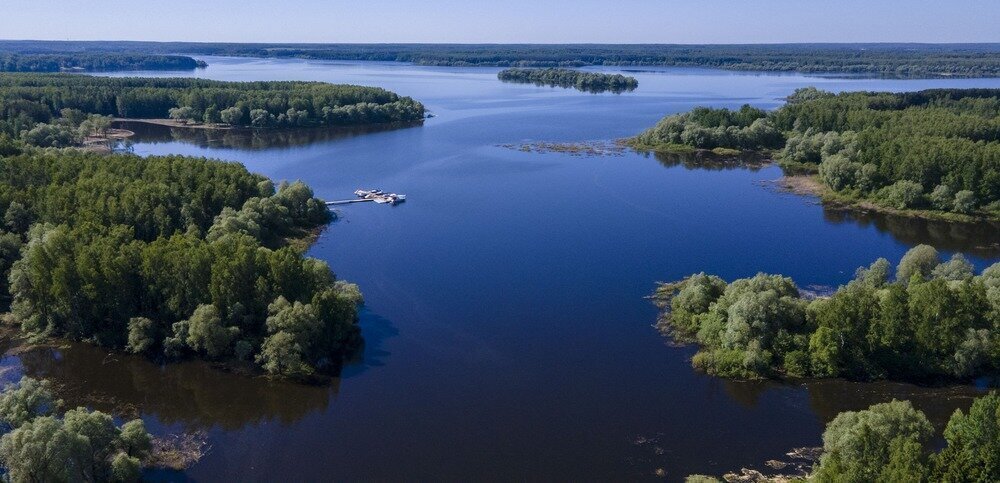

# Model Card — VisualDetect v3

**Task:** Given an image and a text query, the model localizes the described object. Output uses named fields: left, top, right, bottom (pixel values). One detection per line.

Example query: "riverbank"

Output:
left=779, top=174, right=1000, bottom=224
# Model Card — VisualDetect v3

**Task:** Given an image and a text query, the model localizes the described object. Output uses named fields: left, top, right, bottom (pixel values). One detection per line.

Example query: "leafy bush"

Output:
left=654, top=244, right=1000, bottom=381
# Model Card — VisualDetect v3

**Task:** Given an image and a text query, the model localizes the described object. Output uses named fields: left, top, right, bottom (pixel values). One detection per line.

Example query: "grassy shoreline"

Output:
left=779, top=174, right=1000, bottom=224
left=628, top=138, right=1000, bottom=224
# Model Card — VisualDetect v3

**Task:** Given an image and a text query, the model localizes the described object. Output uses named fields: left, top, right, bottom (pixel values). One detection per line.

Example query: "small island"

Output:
left=498, top=68, right=638, bottom=93
left=630, top=88, right=1000, bottom=221
left=653, top=244, right=1000, bottom=382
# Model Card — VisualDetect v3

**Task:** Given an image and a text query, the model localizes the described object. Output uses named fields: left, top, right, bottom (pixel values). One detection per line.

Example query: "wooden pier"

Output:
left=326, top=199, right=376, bottom=205
left=326, top=188, right=407, bottom=206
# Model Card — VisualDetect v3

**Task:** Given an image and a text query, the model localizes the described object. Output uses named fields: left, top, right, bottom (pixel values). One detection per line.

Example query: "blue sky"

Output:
left=2, top=0, right=999, bottom=43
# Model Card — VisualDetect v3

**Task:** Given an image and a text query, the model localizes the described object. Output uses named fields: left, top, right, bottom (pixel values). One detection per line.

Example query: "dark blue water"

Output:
left=26, top=57, right=999, bottom=480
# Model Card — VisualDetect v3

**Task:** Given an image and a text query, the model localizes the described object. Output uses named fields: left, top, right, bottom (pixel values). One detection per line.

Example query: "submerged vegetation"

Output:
left=0, top=53, right=206, bottom=72
left=654, top=244, right=1000, bottom=382
left=0, top=151, right=362, bottom=379
left=497, top=68, right=637, bottom=93
left=634, top=88, right=1000, bottom=219
left=5, top=41, right=1000, bottom=77
left=0, top=73, right=424, bottom=143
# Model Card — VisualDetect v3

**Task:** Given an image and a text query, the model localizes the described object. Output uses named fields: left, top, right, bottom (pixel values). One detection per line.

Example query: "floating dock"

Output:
left=326, top=189, right=406, bottom=206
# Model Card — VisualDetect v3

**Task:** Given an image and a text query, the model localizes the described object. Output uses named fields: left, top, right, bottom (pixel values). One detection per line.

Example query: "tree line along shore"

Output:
left=0, top=71, right=424, bottom=479
left=630, top=88, right=1000, bottom=221
left=0, top=73, right=425, bottom=149
left=0, top=71, right=432, bottom=379
left=0, top=53, right=206, bottom=73
left=4, top=41, right=1000, bottom=77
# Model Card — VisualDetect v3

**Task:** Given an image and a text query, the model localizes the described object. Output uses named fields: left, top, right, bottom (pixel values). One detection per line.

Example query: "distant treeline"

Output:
left=0, top=73, right=424, bottom=144
left=3, top=41, right=1000, bottom=77
left=0, top=53, right=206, bottom=72
left=632, top=88, right=1000, bottom=218
left=497, top=68, right=637, bottom=93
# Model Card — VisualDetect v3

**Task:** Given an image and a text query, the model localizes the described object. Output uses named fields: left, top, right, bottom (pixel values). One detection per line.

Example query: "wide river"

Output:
left=9, top=57, right=1000, bottom=481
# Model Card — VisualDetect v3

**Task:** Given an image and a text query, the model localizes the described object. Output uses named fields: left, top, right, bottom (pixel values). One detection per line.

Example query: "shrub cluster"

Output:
left=654, top=245, right=1000, bottom=381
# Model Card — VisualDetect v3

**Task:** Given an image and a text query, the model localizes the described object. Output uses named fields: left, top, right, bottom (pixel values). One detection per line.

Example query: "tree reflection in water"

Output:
left=116, top=120, right=422, bottom=151
left=822, top=208, right=1000, bottom=259
left=649, top=150, right=770, bottom=171
left=14, top=340, right=334, bottom=431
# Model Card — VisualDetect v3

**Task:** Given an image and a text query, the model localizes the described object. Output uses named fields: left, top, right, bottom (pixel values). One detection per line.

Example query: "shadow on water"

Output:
left=341, top=309, right=399, bottom=378
left=0, top=309, right=400, bottom=431
left=115, top=120, right=423, bottom=151
left=717, top=377, right=984, bottom=429
left=822, top=208, right=1000, bottom=259
left=641, top=150, right=1000, bottom=259
left=14, top=341, right=335, bottom=430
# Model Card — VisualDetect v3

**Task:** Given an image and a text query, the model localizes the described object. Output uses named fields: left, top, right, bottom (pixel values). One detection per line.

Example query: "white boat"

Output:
left=351, top=188, right=406, bottom=205
left=354, top=189, right=383, bottom=198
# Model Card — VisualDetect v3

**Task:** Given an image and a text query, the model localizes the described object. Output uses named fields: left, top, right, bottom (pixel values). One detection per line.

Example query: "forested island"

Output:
left=0, top=73, right=425, bottom=148
left=0, top=151, right=363, bottom=379
left=497, top=68, right=637, bottom=93
left=690, top=392, right=1000, bottom=482
left=653, top=245, right=999, bottom=382
left=0, top=71, right=415, bottom=380
left=0, top=53, right=206, bottom=72
left=3, top=41, right=1000, bottom=77
left=632, top=88, right=1000, bottom=220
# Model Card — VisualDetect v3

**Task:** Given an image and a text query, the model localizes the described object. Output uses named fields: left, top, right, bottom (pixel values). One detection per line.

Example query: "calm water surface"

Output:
left=10, top=57, right=1000, bottom=481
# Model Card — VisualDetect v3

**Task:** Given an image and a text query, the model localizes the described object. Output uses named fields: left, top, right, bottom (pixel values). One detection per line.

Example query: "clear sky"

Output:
left=2, top=0, right=999, bottom=44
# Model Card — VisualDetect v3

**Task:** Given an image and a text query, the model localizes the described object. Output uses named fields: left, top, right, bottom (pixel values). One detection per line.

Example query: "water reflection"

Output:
left=115, top=120, right=422, bottom=151
left=823, top=208, right=1000, bottom=259
left=14, top=340, right=335, bottom=431
left=498, top=78, right=638, bottom=94
left=717, top=377, right=982, bottom=429
left=340, top=309, right=398, bottom=378
left=642, top=150, right=999, bottom=259
left=647, top=150, right=769, bottom=171
left=802, top=379, right=982, bottom=429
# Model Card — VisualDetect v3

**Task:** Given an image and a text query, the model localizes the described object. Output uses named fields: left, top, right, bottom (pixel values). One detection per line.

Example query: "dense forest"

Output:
left=690, top=392, right=1000, bottom=482
left=497, top=68, right=637, bottom=93
left=0, top=73, right=424, bottom=146
left=0, top=53, right=206, bottom=72
left=0, top=377, right=154, bottom=481
left=633, top=88, right=1000, bottom=218
left=0, top=151, right=362, bottom=379
left=653, top=245, right=1000, bottom=382
left=3, top=41, right=1000, bottom=77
